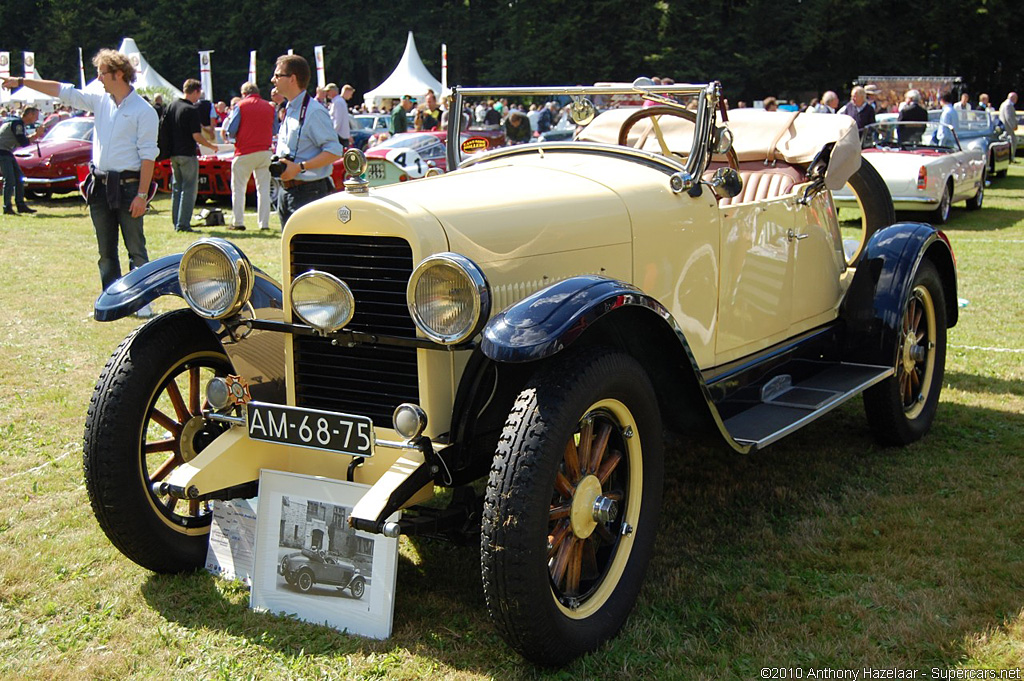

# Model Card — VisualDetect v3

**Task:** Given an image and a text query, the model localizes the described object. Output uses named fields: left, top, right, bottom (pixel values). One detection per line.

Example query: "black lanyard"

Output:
left=290, top=92, right=311, bottom=152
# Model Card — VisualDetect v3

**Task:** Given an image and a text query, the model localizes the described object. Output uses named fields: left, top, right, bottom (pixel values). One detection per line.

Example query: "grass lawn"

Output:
left=0, top=168, right=1022, bottom=679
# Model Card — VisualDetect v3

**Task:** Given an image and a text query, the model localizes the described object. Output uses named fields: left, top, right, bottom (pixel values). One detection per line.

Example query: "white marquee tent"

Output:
left=363, top=31, right=446, bottom=108
left=79, top=38, right=184, bottom=99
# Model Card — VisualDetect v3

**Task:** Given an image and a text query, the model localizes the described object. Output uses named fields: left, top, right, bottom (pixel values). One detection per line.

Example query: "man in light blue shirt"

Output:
left=2, top=49, right=159, bottom=311
left=937, top=91, right=958, bottom=148
left=271, top=54, right=344, bottom=229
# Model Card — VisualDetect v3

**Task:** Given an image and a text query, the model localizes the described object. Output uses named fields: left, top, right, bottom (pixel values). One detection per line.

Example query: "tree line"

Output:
left=1, top=0, right=1020, bottom=105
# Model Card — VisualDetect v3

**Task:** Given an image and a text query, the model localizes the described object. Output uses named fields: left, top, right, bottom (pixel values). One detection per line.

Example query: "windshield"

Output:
left=862, top=122, right=957, bottom=151
left=43, top=118, right=94, bottom=143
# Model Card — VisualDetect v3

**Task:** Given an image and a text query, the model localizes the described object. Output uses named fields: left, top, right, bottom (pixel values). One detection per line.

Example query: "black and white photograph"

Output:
left=250, top=470, right=399, bottom=640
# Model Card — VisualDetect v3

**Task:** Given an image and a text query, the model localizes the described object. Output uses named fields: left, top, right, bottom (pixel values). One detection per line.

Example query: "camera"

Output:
left=269, top=154, right=294, bottom=178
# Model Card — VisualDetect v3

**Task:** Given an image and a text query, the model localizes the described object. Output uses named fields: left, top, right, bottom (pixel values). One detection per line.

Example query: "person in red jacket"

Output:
left=223, top=82, right=275, bottom=231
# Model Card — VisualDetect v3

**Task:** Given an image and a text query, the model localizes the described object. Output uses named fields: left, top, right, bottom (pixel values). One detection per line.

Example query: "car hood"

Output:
left=14, top=139, right=90, bottom=162
left=371, top=158, right=632, bottom=265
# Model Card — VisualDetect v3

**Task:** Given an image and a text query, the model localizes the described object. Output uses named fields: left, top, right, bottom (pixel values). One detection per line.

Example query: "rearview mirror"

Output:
left=709, top=167, right=742, bottom=198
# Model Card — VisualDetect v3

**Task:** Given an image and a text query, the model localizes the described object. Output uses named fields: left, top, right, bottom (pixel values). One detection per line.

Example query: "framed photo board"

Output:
left=205, top=498, right=259, bottom=585
left=250, top=470, right=400, bottom=640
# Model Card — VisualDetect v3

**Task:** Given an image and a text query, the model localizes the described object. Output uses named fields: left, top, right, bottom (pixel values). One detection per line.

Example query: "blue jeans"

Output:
left=170, top=155, right=199, bottom=231
left=89, top=179, right=149, bottom=290
left=1, top=153, right=25, bottom=209
left=277, top=177, right=333, bottom=230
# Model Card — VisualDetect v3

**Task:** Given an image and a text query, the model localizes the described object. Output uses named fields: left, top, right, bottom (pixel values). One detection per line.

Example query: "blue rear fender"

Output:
left=93, top=253, right=283, bottom=322
left=841, top=222, right=957, bottom=366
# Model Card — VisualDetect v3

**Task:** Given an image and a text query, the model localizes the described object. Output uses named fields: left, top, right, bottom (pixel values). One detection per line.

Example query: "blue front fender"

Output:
left=482, top=275, right=681, bottom=363
left=94, top=253, right=283, bottom=321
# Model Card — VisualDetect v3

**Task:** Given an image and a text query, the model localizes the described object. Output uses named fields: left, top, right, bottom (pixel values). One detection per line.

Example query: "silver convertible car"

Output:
left=83, top=80, right=957, bottom=666
left=833, top=120, right=986, bottom=223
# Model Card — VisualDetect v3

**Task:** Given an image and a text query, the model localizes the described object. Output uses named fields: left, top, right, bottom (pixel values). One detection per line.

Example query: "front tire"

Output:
left=863, top=260, right=947, bottom=445
left=350, top=576, right=366, bottom=599
left=481, top=349, right=664, bottom=666
left=297, top=570, right=314, bottom=592
left=83, top=310, right=232, bottom=573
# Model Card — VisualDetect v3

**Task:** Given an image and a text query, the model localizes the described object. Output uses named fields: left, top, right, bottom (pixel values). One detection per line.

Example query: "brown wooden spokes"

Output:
left=899, top=293, right=927, bottom=410
left=548, top=413, right=626, bottom=600
left=143, top=362, right=214, bottom=519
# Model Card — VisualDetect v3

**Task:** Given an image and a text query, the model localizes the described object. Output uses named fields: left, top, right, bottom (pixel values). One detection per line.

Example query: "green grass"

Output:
left=1, top=169, right=1022, bottom=679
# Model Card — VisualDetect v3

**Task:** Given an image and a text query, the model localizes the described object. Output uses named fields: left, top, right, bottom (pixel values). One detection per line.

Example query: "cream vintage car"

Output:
left=83, top=80, right=958, bottom=666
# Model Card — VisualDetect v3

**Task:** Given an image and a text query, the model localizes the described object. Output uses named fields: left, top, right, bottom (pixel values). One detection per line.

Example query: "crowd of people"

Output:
left=1, top=57, right=1021, bottom=315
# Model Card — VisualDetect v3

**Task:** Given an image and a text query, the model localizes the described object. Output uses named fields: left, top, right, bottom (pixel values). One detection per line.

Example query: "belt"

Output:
left=93, top=171, right=142, bottom=183
left=281, top=177, right=328, bottom=190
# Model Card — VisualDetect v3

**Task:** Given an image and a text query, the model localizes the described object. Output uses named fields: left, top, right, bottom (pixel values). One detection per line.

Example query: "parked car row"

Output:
left=833, top=107, right=1013, bottom=223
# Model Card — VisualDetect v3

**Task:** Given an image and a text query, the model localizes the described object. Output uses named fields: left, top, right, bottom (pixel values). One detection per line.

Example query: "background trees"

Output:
left=1, top=0, right=1021, bottom=104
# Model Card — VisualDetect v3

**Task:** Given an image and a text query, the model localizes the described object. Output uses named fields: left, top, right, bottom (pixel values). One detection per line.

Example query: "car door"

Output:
left=715, top=197, right=795, bottom=362
left=789, top=189, right=846, bottom=330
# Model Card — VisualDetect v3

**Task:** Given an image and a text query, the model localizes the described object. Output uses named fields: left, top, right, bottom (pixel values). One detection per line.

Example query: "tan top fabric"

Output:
left=579, top=107, right=862, bottom=190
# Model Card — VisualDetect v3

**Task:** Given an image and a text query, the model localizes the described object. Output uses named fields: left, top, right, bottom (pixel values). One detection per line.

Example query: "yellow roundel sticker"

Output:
left=461, top=137, right=489, bottom=154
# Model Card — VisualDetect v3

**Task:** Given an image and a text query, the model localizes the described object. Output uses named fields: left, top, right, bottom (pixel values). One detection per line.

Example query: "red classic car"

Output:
left=13, top=116, right=94, bottom=198
left=153, top=144, right=249, bottom=201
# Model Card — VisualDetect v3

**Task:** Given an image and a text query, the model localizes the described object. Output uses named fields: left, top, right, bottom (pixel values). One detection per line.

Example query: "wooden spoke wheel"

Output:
left=482, top=349, right=664, bottom=666
left=864, top=260, right=947, bottom=445
left=83, top=310, right=233, bottom=573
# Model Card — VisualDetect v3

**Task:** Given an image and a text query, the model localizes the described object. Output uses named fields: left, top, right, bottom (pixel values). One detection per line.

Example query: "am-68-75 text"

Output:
left=245, top=402, right=373, bottom=456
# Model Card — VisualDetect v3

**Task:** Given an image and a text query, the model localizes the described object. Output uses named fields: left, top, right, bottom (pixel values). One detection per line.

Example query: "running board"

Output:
left=723, top=363, right=892, bottom=449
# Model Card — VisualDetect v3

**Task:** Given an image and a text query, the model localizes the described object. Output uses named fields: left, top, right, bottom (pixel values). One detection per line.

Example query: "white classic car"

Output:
left=83, top=80, right=958, bottom=666
left=833, top=121, right=986, bottom=224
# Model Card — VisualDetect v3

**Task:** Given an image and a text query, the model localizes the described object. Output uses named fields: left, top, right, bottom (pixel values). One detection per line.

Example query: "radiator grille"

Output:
left=290, top=234, right=418, bottom=427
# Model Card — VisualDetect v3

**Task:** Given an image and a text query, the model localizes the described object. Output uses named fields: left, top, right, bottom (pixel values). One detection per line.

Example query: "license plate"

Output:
left=246, top=402, right=374, bottom=457
left=366, top=162, right=386, bottom=180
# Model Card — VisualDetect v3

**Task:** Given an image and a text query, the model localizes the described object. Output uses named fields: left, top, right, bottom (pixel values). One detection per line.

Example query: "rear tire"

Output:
left=933, top=182, right=952, bottom=224
left=965, top=171, right=984, bottom=211
left=863, top=260, right=947, bottom=445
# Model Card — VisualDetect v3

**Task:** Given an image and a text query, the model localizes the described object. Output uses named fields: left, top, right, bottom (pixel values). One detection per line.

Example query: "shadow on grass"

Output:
left=946, top=370, right=1024, bottom=397
left=140, top=400, right=1024, bottom=677
left=989, top=172, right=1024, bottom=192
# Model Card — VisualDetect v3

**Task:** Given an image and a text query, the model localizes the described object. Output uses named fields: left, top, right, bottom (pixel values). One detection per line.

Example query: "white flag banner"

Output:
left=441, top=43, right=448, bottom=95
left=78, top=47, right=86, bottom=89
left=248, top=50, right=257, bottom=85
left=0, top=52, right=10, bottom=80
left=23, top=51, right=36, bottom=80
left=199, top=50, right=214, bottom=101
left=314, top=45, right=326, bottom=90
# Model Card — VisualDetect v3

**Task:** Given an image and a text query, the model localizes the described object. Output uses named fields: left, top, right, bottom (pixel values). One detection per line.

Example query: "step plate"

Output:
left=725, top=363, right=893, bottom=449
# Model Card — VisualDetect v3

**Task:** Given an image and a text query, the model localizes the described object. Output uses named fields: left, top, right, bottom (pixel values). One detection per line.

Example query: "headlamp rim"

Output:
left=178, top=238, right=253, bottom=319
left=290, top=269, right=356, bottom=334
left=406, top=252, right=491, bottom=345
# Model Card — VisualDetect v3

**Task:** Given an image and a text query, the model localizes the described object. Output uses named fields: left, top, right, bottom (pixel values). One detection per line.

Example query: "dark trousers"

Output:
left=276, top=177, right=334, bottom=230
left=88, top=178, right=149, bottom=290
left=0, top=153, right=26, bottom=209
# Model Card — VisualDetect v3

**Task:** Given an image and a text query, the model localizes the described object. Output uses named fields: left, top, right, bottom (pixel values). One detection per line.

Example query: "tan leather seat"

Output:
left=705, top=161, right=805, bottom=206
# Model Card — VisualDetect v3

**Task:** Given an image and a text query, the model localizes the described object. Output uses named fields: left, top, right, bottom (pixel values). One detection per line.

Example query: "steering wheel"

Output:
left=616, top=105, right=739, bottom=170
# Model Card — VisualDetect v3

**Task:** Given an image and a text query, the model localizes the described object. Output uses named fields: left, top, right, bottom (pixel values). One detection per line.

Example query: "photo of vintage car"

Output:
left=832, top=120, right=986, bottom=223
left=279, top=549, right=366, bottom=598
left=12, top=116, right=93, bottom=198
left=81, top=80, right=957, bottom=666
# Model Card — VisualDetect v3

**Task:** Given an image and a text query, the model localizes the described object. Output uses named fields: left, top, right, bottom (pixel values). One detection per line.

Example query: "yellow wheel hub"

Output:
left=570, top=475, right=603, bottom=539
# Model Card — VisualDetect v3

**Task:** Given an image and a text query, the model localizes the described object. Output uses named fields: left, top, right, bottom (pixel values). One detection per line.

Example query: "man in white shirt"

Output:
left=3, top=49, right=159, bottom=310
left=327, top=82, right=354, bottom=147
left=999, top=92, right=1018, bottom=159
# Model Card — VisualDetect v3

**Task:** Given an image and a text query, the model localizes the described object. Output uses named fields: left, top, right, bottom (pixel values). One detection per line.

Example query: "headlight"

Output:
left=407, top=253, right=490, bottom=345
left=178, top=238, right=253, bottom=319
left=291, top=271, right=355, bottom=334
